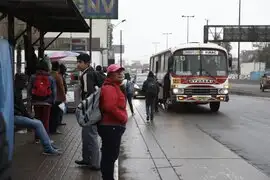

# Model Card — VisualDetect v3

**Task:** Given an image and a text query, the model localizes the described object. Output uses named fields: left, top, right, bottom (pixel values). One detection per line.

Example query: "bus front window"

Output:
left=173, top=49, right=228, bottom=77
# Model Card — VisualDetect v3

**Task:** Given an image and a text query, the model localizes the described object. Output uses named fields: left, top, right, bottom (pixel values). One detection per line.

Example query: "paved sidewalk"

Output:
left=119, top=100, right=270, bottom=180
left=12, top=114, right=102, bottom=180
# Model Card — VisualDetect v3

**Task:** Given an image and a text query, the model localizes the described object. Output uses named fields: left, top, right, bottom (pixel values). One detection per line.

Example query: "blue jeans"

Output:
left=14, top=115, right=53, bottom=151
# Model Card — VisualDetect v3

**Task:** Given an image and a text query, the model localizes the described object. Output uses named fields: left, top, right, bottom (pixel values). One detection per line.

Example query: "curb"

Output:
left=230, top=90, right=270, bottom=98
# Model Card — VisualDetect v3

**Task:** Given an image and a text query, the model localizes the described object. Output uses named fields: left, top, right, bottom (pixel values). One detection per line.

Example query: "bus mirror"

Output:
left=228, top=56, right=232, bottom=68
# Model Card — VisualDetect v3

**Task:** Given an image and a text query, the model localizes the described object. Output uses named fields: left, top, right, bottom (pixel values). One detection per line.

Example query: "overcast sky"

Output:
left=112, top=0, right=270, bottom=63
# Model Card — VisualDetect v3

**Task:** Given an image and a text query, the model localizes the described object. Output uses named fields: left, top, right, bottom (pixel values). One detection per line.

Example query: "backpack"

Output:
left=0, top=113, right=9, bottom=175
left=125, top=81, right=134, bottom=95
left=146, top=80, right=158, bottom=95
left=75, top=88, right=101, bottom=127
left=31, top=75, right=52, bottom=101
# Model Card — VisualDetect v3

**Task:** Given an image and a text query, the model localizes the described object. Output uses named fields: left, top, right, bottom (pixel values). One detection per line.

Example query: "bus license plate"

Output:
left=193, top=95, right=211, bottom=101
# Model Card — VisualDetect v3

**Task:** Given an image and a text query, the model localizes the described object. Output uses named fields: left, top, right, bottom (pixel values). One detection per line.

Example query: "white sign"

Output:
left=183, top=50, right=200, bottom=55
left=201, top=50, right=219, bottom=55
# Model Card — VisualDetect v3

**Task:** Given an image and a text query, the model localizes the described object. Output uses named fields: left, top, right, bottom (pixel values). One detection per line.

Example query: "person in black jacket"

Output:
left=14, top=74, right=61, bottom=155
left=95, top=65, right=106, bottom=85
left=142, top=71, right=159, bottom=121
left=75, top=53, right=101, bottom=170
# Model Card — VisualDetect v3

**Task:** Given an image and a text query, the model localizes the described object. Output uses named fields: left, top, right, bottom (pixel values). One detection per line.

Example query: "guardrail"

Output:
left=229, top=79, right=260, bottom=85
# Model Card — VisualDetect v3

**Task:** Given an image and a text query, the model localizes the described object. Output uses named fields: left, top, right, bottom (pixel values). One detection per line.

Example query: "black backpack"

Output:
left=0, top=113, right=9, bottom=176
left=146, top=80, right=158, bottom=95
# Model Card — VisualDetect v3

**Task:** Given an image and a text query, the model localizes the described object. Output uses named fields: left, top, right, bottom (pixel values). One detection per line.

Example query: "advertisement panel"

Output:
left=74, top=0, right=118, bottom=19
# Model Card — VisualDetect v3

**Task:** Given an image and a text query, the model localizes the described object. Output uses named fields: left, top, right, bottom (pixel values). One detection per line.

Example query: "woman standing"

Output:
left=122, top=73, right=135, bottom=115
left=98, top=64, right=128, bottom=180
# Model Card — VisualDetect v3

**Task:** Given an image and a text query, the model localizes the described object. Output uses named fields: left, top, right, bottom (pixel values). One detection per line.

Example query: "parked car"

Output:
left=132, top=73, right=148, bottom=98
left=260, top=72, right=270, bottom=92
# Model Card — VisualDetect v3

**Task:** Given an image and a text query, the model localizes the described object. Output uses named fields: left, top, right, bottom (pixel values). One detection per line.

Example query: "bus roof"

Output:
left=151, top=42, right=227, bottom=58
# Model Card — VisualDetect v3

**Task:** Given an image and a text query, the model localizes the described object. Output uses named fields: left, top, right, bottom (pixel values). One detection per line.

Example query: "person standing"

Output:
left=99, top=64, right=127, bottom=180
left=142, top=71, right=159, bottom=121
left=122, top=73, right=135, bottom=115
left=75, top=53, right=101, bottom=170
left=50, top=61, right=66, bottom=134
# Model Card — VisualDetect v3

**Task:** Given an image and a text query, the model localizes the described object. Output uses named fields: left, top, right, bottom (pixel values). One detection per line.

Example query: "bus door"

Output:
left=0, top=39, right=14, bottom=179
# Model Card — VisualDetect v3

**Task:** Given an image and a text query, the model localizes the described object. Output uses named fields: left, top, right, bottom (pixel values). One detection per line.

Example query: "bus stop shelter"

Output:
left=0, top=0, right=89, bottom=70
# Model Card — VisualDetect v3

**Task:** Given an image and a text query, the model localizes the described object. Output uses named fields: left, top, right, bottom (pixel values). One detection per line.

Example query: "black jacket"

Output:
left=80, top=67, right=101, bottom=100
left=14, top=89, right=31, bottom=118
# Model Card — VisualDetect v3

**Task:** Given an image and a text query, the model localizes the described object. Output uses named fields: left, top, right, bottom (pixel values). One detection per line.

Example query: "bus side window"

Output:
left=155, top=61, right=159, bottom=74
left=168, top=56, right=173, bottom=72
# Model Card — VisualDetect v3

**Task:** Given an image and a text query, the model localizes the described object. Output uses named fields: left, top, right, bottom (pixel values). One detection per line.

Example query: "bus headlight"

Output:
left=219, top=88, right=229, bottom=94
left=172, top=88, right=184, bottom=94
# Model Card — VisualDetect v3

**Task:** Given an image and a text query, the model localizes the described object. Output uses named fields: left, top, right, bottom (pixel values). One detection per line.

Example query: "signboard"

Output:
left=204, top=25, right=270, bottom=43
left=71, top=44, right=86, bottom=51
left=112, top=45, right=125, bottom=53
left=74, top=0, right=118, bottom=19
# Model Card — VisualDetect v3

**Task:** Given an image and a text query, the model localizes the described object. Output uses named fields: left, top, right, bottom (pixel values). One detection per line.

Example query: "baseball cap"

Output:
left=107, top=64, right=125, bottom=73
left=77, top=53, right=91, bottom=63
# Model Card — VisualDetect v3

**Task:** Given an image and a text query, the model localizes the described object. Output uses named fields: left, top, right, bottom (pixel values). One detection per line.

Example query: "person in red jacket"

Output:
left=98, top=64, right=127, bottom=180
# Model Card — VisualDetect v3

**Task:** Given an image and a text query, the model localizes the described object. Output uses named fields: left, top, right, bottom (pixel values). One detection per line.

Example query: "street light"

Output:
left=111, top=19, right=126, bottom=66
left=182, top=15, right=195, bottom=43
left=237, top=0, right=241, bottom=79
left=162, top=32, right=172, bottom=49
left=152, top=42, right=160, bottom=54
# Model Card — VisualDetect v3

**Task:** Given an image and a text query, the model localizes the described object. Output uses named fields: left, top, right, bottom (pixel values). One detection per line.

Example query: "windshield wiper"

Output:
left=199, top=68, right=216, bottom=79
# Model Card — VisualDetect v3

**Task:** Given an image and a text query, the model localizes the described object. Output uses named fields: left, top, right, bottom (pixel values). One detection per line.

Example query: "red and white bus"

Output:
left=149, top=43, right=232, bottom=112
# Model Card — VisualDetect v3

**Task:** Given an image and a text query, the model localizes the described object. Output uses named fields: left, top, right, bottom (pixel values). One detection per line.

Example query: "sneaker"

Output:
left=75, top=160, right=90, bottom=166
left=51, top=144, right=61, bottom=151
left=42, top=148, right=62, bottom=156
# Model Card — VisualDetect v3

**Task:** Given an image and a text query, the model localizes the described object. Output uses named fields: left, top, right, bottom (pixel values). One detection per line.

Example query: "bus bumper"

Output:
left=169, top=94, right=229, bottom=104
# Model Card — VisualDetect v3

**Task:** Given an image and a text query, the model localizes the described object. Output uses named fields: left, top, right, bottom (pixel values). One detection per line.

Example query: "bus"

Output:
left=149, top=43, right=232, bottom=112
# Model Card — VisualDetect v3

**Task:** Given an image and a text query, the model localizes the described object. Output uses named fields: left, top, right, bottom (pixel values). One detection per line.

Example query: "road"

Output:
left=119, top=95, right=270, bottom=180
left=230, top=80, right=270, bottom=97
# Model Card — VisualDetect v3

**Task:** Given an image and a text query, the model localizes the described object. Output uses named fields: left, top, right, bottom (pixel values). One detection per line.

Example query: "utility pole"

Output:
left=152, top=42, right=160, bottom=54
left=182, top=15, right=195, bottom=43
left=120, top=30, right=123, bottom=67
left=237, top=0, right=241, bottom=79
left=162, top=32, right=172, bottom=49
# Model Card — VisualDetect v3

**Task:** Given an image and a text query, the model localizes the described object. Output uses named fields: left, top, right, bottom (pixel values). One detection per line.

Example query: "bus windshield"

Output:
left=173, top=49, right=228, bottom=76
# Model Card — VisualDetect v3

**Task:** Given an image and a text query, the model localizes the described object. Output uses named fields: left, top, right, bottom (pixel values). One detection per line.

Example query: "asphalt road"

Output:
left=119, top=96, right=270, bottom=179
left=230, top=81, right=270, bottom=97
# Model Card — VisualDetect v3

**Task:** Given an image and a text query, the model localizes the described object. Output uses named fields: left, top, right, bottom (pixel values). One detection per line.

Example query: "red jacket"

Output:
left=99, top=78, right=128, bottom=126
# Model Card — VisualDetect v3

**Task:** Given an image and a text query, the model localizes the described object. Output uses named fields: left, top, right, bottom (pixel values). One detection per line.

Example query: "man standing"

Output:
left=75, top=53, right=101, bottom=170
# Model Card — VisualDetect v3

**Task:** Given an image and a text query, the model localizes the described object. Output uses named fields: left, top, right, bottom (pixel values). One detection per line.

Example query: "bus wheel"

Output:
left=165, top=99, right=173, bottom=111
left=209, top=102, right=220, bottom=112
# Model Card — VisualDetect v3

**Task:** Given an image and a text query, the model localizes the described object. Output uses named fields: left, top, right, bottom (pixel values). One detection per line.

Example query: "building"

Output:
left=0, top=17, right=112, bottom=68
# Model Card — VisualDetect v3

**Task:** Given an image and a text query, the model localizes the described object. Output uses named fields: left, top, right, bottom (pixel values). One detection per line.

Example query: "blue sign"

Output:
left=72, top=44, right=86, bottom=51
left=74, top=0, right=118, bottom=19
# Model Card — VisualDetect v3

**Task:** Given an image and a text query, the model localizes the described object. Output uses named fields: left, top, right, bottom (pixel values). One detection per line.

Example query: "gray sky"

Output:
left=112, top=0, right=270, bottom=63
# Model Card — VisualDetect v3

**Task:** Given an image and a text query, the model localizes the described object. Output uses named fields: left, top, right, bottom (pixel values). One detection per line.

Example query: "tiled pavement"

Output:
left=11, top=114, right=102, bottom=180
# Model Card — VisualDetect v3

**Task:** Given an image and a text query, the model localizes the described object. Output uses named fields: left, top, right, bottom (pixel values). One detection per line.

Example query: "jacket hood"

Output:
left=104, top=78, right=122, bottom=86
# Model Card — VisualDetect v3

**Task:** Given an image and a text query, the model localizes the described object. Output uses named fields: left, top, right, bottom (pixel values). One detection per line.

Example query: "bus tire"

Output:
left=209, top=102, right=220, bottom=112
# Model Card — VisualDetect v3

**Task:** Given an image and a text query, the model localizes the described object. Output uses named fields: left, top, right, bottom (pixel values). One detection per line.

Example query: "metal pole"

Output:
left=89, top=18, right=92, bottom=62
left=187, top=17, right=189, bottom=43
left=120, top=30, right=123, bottom=66
left=237, top=0, right=241, bottom=79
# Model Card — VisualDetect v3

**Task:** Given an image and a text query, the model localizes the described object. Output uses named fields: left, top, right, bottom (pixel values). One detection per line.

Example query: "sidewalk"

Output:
left=12, top=114, right=102, bottom=180
left=119, top=100, right=270, bottom=180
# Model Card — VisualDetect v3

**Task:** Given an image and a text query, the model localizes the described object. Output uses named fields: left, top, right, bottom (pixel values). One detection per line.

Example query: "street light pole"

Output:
left=237, top=0, right=241, bottom=79
left=162, top=32, right=172, bottom=49
left=182, top=15, right=195, bottom=43
left=120, top=30, right=123, bottom=66
left=152, top=42, right=160, bottom=54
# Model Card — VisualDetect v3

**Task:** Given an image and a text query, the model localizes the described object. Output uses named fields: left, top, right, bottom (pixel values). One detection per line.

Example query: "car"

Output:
left=132, top=73, right=148, bottom=98
left=260, top=72, right=270, bottom=92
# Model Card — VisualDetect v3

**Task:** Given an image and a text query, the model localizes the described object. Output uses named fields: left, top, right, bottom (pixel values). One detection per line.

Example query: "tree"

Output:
left=257, top=45, right=270, bottom=68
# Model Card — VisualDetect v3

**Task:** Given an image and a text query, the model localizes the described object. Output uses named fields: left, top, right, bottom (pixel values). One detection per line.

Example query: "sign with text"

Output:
left=204, top=25, right=270, bottom=43
left=112, top=45, right=125, bottom=54
left=74, top=0, right=118, bottom=19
